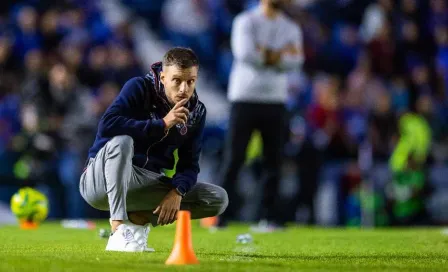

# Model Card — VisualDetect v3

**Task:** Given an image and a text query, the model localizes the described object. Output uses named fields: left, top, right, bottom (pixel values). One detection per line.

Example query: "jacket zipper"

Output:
left=142, top=129, right=170, bottom=169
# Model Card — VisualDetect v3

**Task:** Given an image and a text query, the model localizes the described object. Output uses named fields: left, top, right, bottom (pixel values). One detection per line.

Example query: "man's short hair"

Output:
left=162, top=47, right=199, bottom=69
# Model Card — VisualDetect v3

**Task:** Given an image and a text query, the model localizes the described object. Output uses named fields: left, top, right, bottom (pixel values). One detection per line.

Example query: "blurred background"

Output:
left=0, top=0, right=447, bottom=227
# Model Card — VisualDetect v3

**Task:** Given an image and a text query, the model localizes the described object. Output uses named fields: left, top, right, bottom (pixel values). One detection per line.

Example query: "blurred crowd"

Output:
left=0, top=0, right=143, bottom=218
left=127, top=0, right=448, bottom=225
left=0, top=0, right=447, bottom=225
left=127, top=0, right=448, bottom=160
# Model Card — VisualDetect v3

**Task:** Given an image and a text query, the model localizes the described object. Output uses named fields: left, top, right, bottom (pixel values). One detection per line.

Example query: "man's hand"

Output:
left=258, top=46, right=281, bottom=66
left=259, top=43, right=300, bottom=67
left=163, top=99, right=189, bottom=131
left=265, top=50, right=282, bottom=66
left=281, top=43, right=300, bottom=55
left=153, top=189, right=182, bottom=226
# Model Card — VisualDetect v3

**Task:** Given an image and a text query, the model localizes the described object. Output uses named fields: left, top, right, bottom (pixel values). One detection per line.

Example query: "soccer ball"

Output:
left=10, top=187, right=49, bottom=224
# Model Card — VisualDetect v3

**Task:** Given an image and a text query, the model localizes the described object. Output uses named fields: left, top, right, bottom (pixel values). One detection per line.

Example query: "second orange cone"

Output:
left=165, top=210, right=199, bottom=265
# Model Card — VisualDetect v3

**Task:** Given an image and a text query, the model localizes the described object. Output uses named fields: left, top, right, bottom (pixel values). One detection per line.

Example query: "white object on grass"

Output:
left=105, top=224, right=145, bottom=252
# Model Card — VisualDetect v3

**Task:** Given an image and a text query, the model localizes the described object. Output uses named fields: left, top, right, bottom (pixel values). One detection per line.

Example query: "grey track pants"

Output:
left=79, top=135, right=228, bottom=224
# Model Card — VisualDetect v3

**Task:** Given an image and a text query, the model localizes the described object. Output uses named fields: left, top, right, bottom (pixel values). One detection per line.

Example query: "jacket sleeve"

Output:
left=171, top=108, right=206, bottom=194
left=277, top=24, right=304, bottom=71
left=231, top=14, right=264, bottom=67
left=98, top=77, right=166, bottom=140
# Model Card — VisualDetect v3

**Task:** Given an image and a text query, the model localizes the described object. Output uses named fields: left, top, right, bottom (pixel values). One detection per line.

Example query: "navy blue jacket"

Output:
left=87, top=62, right=207, bottom=195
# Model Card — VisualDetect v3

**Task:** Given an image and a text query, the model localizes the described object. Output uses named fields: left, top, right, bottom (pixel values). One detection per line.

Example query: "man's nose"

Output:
left=179, top=82, right=187, bottom=93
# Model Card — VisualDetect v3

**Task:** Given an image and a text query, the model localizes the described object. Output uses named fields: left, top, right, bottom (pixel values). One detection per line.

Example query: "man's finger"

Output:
left=153, top=206, right=161, bottom=215
left=163, top=207, right=172, bottom=225
left=174, top=118, right=185, bottom=125
left=164, top=210, right=171, bottom=225
left=174, top=108, right=189, bottom=118
left=168, top=210, right=176, bottom=224
left=170, top=210, right=178, bottom=224
left=173, top=118, right=185, bottom=126
left=174, top=113, right=187, bottom=124
left=158, top=208, right=165, bottom=225
left=175, top=107, right=189, bottom=116
left=163, top=210, right=171, bottom=225
left=175, top=112, right=187, bottom=119
left=173, top=99, right=188, bottom=110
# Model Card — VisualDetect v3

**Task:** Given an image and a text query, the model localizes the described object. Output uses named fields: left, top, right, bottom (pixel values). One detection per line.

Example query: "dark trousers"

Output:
left=219, top=102, right=287, bottom=224
left=285, top=141, right=322, bottom=225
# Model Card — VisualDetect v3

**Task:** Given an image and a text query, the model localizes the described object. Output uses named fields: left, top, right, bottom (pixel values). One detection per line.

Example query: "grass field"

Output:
left=0, top=221, right=447, bottom=271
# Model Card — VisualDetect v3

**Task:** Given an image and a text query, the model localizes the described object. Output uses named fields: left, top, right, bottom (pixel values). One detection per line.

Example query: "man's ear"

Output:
left=160, top=71, right=165, bottom=85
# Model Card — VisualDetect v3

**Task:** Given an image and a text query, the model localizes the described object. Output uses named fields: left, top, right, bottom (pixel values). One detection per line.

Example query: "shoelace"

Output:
left=123, top=228, right=134, bottom=242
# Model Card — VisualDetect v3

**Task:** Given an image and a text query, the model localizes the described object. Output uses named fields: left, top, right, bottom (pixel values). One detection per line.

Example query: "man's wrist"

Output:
left=174, top=187, right=186, bottom=197
left=162, top=118, right=170, bottom=132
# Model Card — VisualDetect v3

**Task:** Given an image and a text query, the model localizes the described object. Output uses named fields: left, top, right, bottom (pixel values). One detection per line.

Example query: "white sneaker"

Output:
left=126, top=221, right=155, bottom=252
left=109, top=219, right=155, bottom=252
left=105, top=224, right=144, bottom=252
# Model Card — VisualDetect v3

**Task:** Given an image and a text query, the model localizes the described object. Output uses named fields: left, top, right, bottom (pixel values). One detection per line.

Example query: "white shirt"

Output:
left=228, top=7, right=304, bottom=104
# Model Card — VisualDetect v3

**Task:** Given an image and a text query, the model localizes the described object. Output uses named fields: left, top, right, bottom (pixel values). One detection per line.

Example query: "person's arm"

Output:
left=171, top=108, right=206, bottom=195
left=152, top=105, right=204, bottom=226
left=231, top=14, right=264, bottom=67
left=98, top=77, right=166, bottom=140
left=277, top=25, right=304, bottom=70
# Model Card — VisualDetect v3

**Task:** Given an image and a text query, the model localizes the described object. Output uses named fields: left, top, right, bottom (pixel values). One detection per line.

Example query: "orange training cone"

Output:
left=165, top=211, right=199, bottom=265
left=200, top=216, right=218, bottom=228
left=19, top=220, right=39, bottom=230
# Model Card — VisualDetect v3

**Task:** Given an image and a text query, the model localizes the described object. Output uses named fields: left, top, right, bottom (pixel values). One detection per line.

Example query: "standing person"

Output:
left=80, top=48, right=228, bottom=252
left=219, top=0, right=304, bottom=229
left=21, top=63, right=95, bottom=219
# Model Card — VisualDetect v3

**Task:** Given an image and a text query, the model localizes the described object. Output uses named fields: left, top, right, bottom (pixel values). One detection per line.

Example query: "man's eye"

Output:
left=188, top=80, right=195, bottom=85
left=174, top=79, right=181, bottom=84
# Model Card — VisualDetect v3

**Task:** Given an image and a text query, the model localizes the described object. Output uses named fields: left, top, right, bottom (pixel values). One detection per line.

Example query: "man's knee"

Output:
left=106, top=135, right=134, bottom=158
left=80, top=190, right=109, bottom=211
left=205, top=184, right=229, bottom=216
left=216, top=186, right=229, bottom=215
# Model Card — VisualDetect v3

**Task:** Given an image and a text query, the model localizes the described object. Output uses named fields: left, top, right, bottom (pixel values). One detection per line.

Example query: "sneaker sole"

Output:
left=105, top=246, right=144, bottom=253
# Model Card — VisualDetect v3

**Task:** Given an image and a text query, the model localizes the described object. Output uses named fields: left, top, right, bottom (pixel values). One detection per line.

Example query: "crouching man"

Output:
left=80, top=47, right=228, bottom=252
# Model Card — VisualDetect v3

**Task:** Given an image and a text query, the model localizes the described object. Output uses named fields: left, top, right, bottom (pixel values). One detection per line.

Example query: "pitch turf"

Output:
left=0, top=221, right=447, bottom=271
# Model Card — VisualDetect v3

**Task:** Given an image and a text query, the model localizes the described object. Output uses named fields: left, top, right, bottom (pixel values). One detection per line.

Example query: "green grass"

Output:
left=0, top=221, right=447, bottom=271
